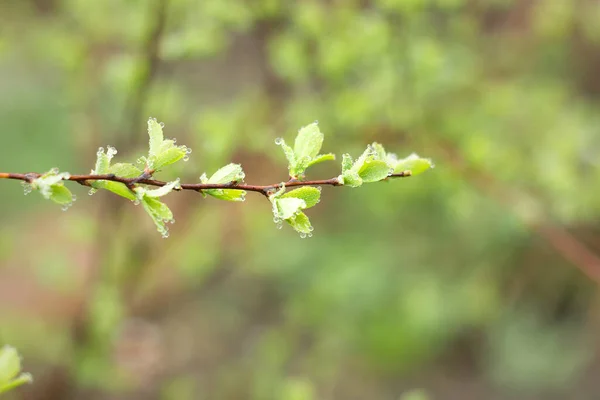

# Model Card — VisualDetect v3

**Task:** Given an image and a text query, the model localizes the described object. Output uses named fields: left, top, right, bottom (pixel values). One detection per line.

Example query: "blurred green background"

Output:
left=1, top=0, right=599, bottom=399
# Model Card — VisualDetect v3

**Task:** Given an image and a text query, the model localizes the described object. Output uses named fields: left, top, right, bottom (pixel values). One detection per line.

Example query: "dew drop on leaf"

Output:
left=22, top=182, right=32, bottom=195
left=107, top=146, right=118, bottom=158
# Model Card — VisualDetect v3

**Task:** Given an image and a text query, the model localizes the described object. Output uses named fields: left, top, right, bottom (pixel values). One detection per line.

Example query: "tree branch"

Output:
left=0, top=171, right=411, bottom=197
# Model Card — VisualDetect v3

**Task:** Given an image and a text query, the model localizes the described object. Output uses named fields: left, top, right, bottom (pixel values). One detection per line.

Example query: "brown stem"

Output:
left=0, top=171, right=412, bottom=197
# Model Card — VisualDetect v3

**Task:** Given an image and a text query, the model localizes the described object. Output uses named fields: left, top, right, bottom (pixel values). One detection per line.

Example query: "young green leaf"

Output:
left=143, top=196, right=174, bottom=221
left=281, top=186, right=321, bottom=208
left=275, top=138, right=296, bottom=170
left=268, top=185, right=316, bottom=237
left=147, top=117, right=164, bottom=158
left=151, top=142, right=188, bottom=170
left=294, top=122, right=323, bottom=161
left=287, top=211, right=313, bottom=237
left=89, top=146, right=139, bottom=200
left=0, top=346, right=33, bottom=395
left=338, top=170, right=362, bottom=187
left=275, top=197, right=307, bottom=220
left=135, top=180, right=179, bottom=238
left=145, top=118, right=191, bottom=171
left=143, top=179, right=180, bottom=198
left=357, top=160, right=391, bottom=183
left=307, top=153, right=335, bottom=167
left=140, top=196, right=174, bottom=238
left=93, top=146, right=118, bottom=175
left=199, top=164, right=247, bottom=202
left=275, top=122, right=335, bottom=179
left=339, top=144, right=393, bottom=186
left=0, top=346, right=21, bottom=385
left=203, top=189, right=246, bottom=202
left=371, top=142, right=388, bottom=161
left=393, top=153, right=434, bottom=175
left=204, top=163, right=245, bottom=184
left=341, top=153, right=353, bottom=174
left=108, top=163, right=143, bottom=178
left=49, top=185, right=74, bottom=205
left=92, top=181, right=137, bottom=201
left=29, top=169, right=75, bottom=208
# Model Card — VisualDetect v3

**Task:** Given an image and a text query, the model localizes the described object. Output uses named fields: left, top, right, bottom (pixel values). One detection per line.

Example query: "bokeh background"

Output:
left=1, top=0, right=600, bottom=399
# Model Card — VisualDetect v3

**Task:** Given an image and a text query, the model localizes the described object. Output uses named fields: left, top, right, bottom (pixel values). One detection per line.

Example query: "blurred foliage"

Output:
left=0, top=346, right=32, bottom=395
left=1, top=0, right=599, bottom=399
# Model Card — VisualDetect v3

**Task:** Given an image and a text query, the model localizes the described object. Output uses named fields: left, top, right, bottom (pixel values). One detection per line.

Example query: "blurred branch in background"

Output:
left=121, top=0, right=170, bottom=151
left=431, top=137, right=600, bottom=285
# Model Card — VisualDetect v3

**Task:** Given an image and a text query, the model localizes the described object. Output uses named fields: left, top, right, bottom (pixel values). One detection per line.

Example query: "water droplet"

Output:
left=21, top=182, right=32, bottom=195
left=72, top=194, right=77, bottom=202
left=162, top=231, right=170, bottom=239
left=107, top=146, right=118, bottom=159
left=62, top=172, right=71, bottom=179
left=159, top=122, right=165, bottom=128
left=61, top=203, right=72, bottom=211
left=97, top=147, right=105, bottom=156
left=299, top=232, right=307, bottom=239
left=185, top=148, right=192, bottom=154
left=273, top=217, right=281, bottom=224
left=134, top=199, right=141, bottom=205
left=88, top=189, right=96, bottom=196
left=316, top=186, right=322, bottom=192
left=274, top=137, right=283, bottom=145
left=50, top=167, right=59, bottom=174
left=183, top=156, right=189, bottom=162
left=276, top=223, right=283, bottom=230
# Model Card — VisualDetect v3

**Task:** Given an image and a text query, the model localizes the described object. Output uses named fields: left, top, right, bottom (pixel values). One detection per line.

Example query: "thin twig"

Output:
left=0, top=171, right=412, bottom=197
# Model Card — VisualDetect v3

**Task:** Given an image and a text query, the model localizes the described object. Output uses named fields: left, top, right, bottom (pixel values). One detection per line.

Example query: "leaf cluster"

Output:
left=22, top=119, right=432, bottom=237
